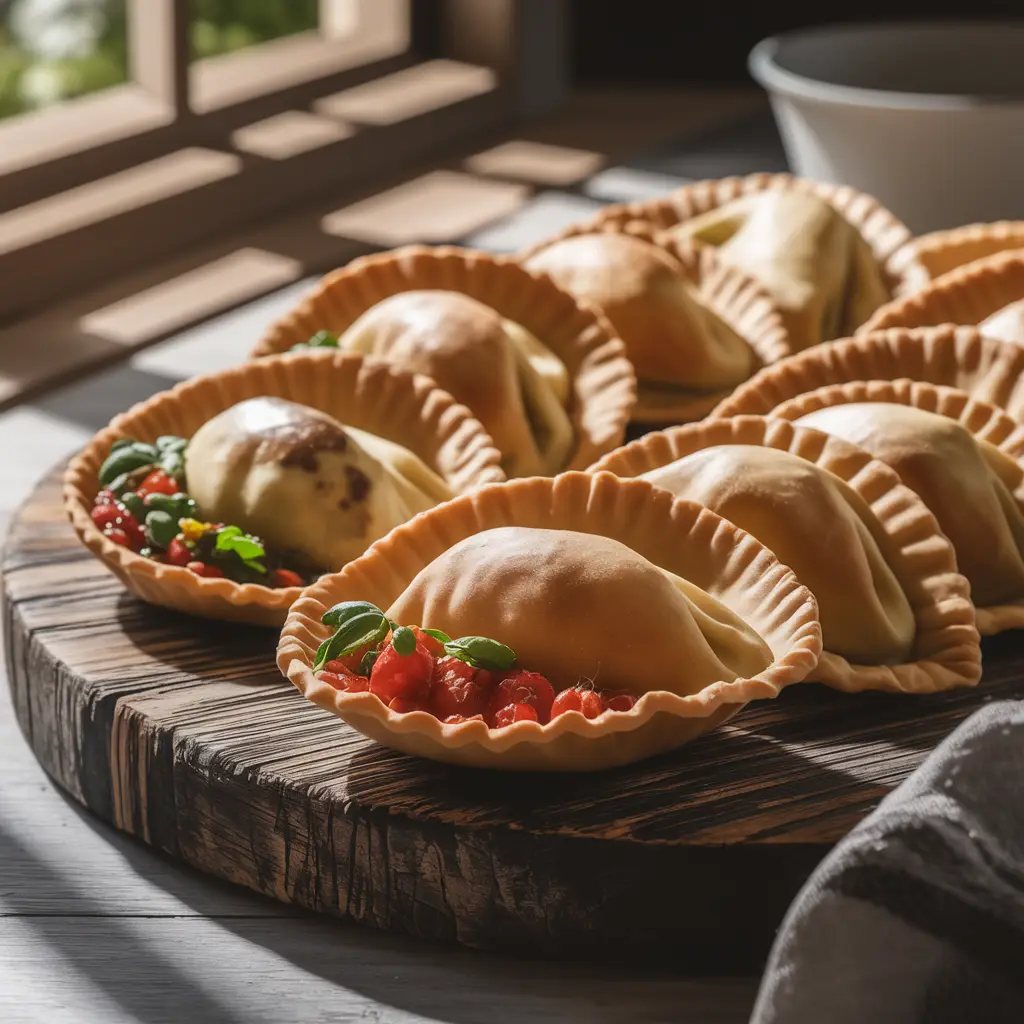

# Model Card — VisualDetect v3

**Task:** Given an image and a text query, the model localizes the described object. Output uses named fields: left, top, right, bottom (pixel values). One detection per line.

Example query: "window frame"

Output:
left=0, top=0, right=567, bottom=322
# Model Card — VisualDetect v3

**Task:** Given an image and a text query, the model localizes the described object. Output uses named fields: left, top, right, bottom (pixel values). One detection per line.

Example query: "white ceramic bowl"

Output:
left=749, top=22, right=1024, bottom=233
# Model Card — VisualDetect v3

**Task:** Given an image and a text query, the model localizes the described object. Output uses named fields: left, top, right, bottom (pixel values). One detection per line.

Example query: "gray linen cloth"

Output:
left=751, top=699, right=1024, bottom=1024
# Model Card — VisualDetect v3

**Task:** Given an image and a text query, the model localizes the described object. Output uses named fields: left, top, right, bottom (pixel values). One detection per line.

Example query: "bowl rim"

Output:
left=749, top=21, right=1024, bottom=113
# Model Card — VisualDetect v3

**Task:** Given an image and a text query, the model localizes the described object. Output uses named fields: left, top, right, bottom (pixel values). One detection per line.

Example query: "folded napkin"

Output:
left=751, top=700, right=1024, bottom=1024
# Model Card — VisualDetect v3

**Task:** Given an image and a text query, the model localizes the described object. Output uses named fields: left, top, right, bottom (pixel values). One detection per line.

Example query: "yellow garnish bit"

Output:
left=178, top=518, right=209, bottom=542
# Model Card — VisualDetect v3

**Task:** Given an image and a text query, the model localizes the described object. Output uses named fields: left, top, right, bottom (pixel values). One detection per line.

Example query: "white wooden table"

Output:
left=0, top=144, right=779, bottom=1022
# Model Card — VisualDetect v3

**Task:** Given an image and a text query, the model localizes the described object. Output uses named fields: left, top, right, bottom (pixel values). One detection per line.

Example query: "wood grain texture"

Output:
left=6, top=469, right=1024, bottom=965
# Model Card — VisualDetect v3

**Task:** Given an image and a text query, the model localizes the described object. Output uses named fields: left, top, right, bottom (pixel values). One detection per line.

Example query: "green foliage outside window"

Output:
left=0, top=0, right=320, bottom=120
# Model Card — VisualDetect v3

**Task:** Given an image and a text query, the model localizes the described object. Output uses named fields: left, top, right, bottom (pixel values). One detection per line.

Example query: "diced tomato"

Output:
left=91, top=504, right=122, bottom=531
left=317, top=670, right=352, bottom=690
left=369, top=639, right=435, bottom=702
left=104, top=527, right=131, bottom=549
left=95, top=490, right=117, bottom=505
left=491, top=703, right=539, bottom=728
left=136, top=469, right=178, bottom=498
left=412, top=628, right=446, bottom=657
left=551, top=687, right=606, bottom=720
left=166, top=538, right=192, bottom=566
left=486, top=670, right=555, bottom=726
left=601, top=690, right=636, bottom=712
left=187, top=561, right=224, bottom=578
left=430, top=656, right=496, bottom=721
left=326, top=648, right=375, bottom=677
left=442, top=714, right=485, bottom=725
left=270, top=568, right=304, bottom=589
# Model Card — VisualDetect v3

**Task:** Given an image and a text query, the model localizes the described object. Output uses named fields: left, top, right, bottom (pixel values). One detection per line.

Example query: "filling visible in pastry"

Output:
left=523, top=232, right=756, bottom=395
left=668, top=189, right=891, bottom=349
left=794, top=403, right=1024, bottom=607
left=91, top=397, right=452, bottom=586
left=311, top=527, right=774, bottom=727
left=979, top=298, right=1024, bottom=345
left=318, top=291, right=574, bottom=478
left=641, top=445, right=915, bottom=663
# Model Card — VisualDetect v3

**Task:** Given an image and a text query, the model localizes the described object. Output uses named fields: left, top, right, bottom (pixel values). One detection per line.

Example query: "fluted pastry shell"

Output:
left=64, top=351, right=504, bottom=627
left=278, top=472, right=822, bottom=771
left=770, top=379, right=1024, bottom=636
left=250, top=245, right=636, bottom=472
left=711, top=325, right=1024, bottom=424
left=860, top=251, right=1024, bottom=338
left=912, top=221, right=1024, bottom=279
left=590, top=415, right=979, bottom=694
left=519, top=222, right=793, bottom=423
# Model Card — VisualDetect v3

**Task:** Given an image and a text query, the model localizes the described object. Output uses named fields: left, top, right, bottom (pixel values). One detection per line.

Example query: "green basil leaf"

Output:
left=313, top=610, right=389, bottom=671
left=391, top=626, right=416, bottom=656
left=159, top=451, right=185, bottom=483
left=359, top=649, right=380, bottom=676
left=216, top=526, right=242, bottom=542
left=443, top=636, right=516, bottom=671
left=242, top=558, right=268, bottom=575
left=156, top=435, right=188, bottom=453
left=215, top=530, right=265, bottom=562
left=307, top=330, right=338, bottom=348
left=421, top=628, right=451, bottom=644
left=111, top=438, right=135, bottom=452
left=118, top=492, right=146, bottom=520
left=322, top=600, right=385, bottom=628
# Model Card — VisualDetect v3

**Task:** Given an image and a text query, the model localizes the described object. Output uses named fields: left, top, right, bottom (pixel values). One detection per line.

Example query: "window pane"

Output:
left=0, top=0, right=128, bottom=120
left=190, top=0, right=319, bottom=62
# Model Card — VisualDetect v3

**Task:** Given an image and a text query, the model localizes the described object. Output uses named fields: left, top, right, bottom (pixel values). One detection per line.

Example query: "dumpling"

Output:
left=336, top=290, right=573, bottom=478
left=386, top=526, right=773, bottom=696
left=980, top=299, right=1024, bottom=345
left=669, top=189, right=891, bottom=350
left=640, top=446, right=916, bottom=664
left=793, top=403, right=1024, bottom=607
left=185, top=397, right=451, bottom=571
left=522, top=232, right=756, bottom=392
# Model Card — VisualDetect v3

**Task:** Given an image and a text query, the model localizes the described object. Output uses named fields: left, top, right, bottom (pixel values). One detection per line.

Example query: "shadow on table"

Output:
left=45, top=786, right=759, bottom=1024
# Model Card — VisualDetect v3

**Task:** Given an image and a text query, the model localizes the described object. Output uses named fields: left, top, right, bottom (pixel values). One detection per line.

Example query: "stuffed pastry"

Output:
left=793, top=403, right=1024, bottom=607
left=980, top=299, right=1024, bottom=345
left=522, top=232, right=756, bottom=393
left=668, top=189, right=891, bottom=350
left=640, top=445, right=915, bottom=664
left=336, top=290, right=573, bottom=478
left=386, top=526, right=773, bottom=696
left=185, top=397, right=451, bottom=572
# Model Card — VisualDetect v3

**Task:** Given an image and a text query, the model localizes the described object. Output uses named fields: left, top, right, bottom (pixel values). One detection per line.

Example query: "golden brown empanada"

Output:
left=186, top=397, right=452, bottom=573
left=523, top=231, right=756, bottom=392
left=337, top=290, right=573, bottom=478
left=279, top=472, right=823, bottom=770
left=590, top=415, right=979, bottom=694
left=669, top=189, right=891, bottom=350
left=388, top=527, right=773, bottom=697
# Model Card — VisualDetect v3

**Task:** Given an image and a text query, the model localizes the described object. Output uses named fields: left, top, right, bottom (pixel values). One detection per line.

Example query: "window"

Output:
left=0, top=0, right=129, bottom=120
left=0, top=0, right=565, bottom=324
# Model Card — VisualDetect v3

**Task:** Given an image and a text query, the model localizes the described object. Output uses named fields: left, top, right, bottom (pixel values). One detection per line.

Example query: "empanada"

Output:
left=279, top=472, right=822, bottom=770
left=337, top=291, right=573, bottom=478
left=186, top=397, right=452, bottom=573
left=251, top=246, right=637, bottom=473
left=669, top=189, right=891, bottom=350
left=771, top=380, right=1024, bottom=632
left=590, top=415, right=980, bottom=693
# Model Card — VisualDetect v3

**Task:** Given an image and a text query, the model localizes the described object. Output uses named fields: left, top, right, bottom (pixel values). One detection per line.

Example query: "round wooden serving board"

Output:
left=6, top=468, right=1024, bottom=968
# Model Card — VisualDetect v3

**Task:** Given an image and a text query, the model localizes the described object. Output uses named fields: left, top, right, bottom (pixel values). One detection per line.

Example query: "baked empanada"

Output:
left=337, top=290, right=573, bottom=478
left=640, top=446, right=915, bottom=665
left=279, top=472, right=822, bottom=770
left=669, top=189, right=891, bottom=350
left=186, top=397, right=451, bottom=573
left=523, top=231, right=756, bottom=393
left=388, top=527, right=773, bottom=697
left=788, top=400, right=1024, bottom=610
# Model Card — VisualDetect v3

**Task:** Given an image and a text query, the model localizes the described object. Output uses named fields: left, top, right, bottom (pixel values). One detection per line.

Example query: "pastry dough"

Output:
left=522, top=231, right=756, bottom=391
left=792, top=402, right=1024, bottom=607
left=981, top=299, right=1024, bottom=345
left=337, top=290, right=573, bottom=478
left=387, top=526, right=773, bottom=696
left=669, top=189, right=891, bottom=350
left=640, top=446, right=915, bottom=664
left=186, top=397, right=451, bottom=572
